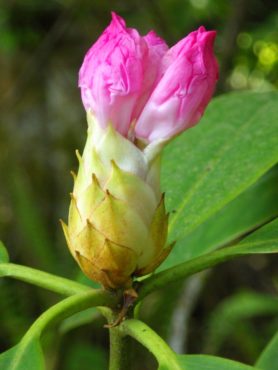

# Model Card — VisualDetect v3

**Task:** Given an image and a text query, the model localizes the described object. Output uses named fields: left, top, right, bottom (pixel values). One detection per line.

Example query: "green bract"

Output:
left=62, top=113, right=172, bottom=289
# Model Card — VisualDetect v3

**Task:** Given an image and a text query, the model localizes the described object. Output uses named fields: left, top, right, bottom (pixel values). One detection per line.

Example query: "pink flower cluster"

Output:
left=79, top=12, right=218, bottom=143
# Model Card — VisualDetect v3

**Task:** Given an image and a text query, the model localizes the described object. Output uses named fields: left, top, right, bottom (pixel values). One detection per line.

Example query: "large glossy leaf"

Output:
left=163, top=166, right=278, bottom=267
left=255, top=331, right=278, bottom=370
left=0, top=339, right=44, bottom=370
left=189, top=167, right=278, bottom=258
left=161, top=92, right=278, bottom=268
left=178, top=355, right=258, bottom=370
left=241, top=217, right=278, bottom=249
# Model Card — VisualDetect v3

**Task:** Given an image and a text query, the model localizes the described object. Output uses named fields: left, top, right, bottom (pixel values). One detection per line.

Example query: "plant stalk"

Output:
left=120, top=319, right=181, bottom=370
left=107, top=310, right=131, bottom=370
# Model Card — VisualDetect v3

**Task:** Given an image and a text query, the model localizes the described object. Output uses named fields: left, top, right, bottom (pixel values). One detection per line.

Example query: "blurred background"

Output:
left=0, top=0, right=277, bottom=369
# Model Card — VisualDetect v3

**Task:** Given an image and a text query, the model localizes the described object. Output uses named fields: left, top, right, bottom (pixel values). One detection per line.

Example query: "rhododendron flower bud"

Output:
left=135, top=26, right=218, bottom=142
left=62, top=13, right=217, bottom=289
left=78, top=12, right=167, bottom=138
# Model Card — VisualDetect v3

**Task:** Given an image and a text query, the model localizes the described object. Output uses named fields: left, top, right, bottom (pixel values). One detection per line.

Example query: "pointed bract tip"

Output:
left=110, top=159, right=121, bottom=172
left=92, top=173, right=101, bottom=187
left=69, top=192, right=76, bottom=201
left=59, top=218, right=66, bottom=227
left=75, top=150, right=82, bottom=162
left=157, top=192, right=166, bottom=208
left=86, top=218, right=93, bottom=227
left=70, top=170, right=77, bottom=180
left=60, top=219, right=70, bottom=245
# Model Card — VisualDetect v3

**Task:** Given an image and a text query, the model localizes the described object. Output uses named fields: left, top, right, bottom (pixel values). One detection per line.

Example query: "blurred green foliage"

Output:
left=0, top=1, right=277, bottom=369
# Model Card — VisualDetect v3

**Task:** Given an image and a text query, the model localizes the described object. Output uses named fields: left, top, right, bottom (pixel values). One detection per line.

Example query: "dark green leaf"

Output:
left=0, top=339, right=44, bottom=370
left=255, top=331, right=278, bottom=370
left=164, top=166, right=278, bottom=266
left=162, top=92, right=278, bottom=269
left=178, top=354, right=258, bottom=370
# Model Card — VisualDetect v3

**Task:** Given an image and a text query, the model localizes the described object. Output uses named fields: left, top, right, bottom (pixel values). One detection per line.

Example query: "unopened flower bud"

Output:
left=78, top=12, right=167, bottom=138
left=135, top=27, right=218, bottom=142
left=62, top=13, right=218, bottom=289
left=62, top=114, right=172, bottom=289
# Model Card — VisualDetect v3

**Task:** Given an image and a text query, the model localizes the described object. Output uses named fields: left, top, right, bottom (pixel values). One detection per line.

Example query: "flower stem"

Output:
left=109, top=325, right=130, bottom=370
left=104, top=310, right=131, bottom=370
left=24, top=290, right=118, bottom=341
left=120, top=319, right=181, bottom=370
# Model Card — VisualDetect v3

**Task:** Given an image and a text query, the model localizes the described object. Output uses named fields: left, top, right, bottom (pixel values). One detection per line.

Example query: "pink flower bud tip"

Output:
left=79, top=13, right=218, bottom=143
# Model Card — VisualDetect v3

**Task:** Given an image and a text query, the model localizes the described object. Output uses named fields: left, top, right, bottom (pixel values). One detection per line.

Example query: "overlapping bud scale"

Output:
left=62, top=114, right=172, bottom=289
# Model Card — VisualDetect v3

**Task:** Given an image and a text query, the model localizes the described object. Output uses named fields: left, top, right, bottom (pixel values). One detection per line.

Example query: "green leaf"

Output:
left=165, top=166, right=278, bottom=265
left=0, top=241, right=9, bottom=263
left=178, top=355, right=258, bottom=370
left=204, top=291, right=278, bottom=354
left=162, top=92, right=278, bottom=268
left=0, top=339, right=44, bottom=370
left=255, top=331, right=278, bottom=370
